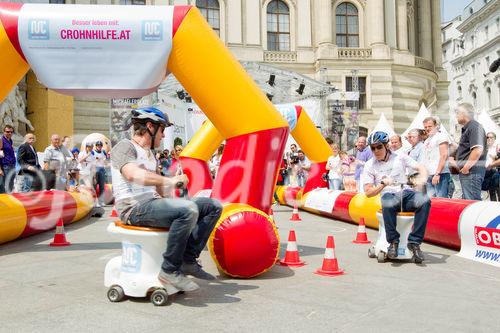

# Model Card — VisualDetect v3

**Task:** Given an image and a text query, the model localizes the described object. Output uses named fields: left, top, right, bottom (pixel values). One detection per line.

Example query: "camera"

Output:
left=289, top=153, right=299, bottom=164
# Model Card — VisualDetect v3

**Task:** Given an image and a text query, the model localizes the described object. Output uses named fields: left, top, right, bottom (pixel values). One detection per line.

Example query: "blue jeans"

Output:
left=426, top=173, right=451, bottom=198
left=95, top=167, right=106, bottom=204
left=459, top=168, right=485, bottom=200
left=0, top=164, right=16, bottom=193
left=328, top=178, right=341, bottom=190
left=381, top=190, right=431, bottom=244
left=128, top=197, right=223, bottom=273
left=21, top=173, right=34, bottom=192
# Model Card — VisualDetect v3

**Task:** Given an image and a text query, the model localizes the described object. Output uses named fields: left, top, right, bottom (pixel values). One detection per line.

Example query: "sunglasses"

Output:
left=371, top=144, right=385, bottom=151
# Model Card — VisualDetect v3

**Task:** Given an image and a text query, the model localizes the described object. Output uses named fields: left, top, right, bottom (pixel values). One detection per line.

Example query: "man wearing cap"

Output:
left=78, top=143, right=96, bottom=188
left=93, top=140, right=109, bottom=207
left=110, top=107, right=222, bottom=293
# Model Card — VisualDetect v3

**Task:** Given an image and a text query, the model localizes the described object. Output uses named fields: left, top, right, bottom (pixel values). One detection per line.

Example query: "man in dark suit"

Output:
left=17, top=133, right=41, bottom=192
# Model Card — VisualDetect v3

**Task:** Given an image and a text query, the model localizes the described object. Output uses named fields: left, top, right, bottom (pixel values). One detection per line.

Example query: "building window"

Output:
left=485, top=25, right=489, bottom=39
left=196, top=0, right=220, bottom=36
left=472, top=92, right=477, bottom=107
left=49, top=0, right=65, bottom=3
left=486, top=87, right=492, bottom=109
left=486, top=56, right=490, bottom=68
left=458, top=85, right=462, bottom=98
left=443, top=49, right=447, bottom=60
left=469, top=8, right=473, bottom=15
left=496, top=17, right=499, bottom=29
left=120, top=0, right=146, bottom=4
left=267, top=0, right=290, bottom=51
left=336, top=2, right=359, bottom=47
left=470, top=35, right=475, bottom=48
left=346, top=76, right=366, bottom=110
left=471, top=63, right=475, bottom=75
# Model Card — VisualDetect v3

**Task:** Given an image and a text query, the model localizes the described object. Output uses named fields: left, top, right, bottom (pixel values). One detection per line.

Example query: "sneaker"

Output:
left=408, top=243, right=424, bottom=263
left=181, top=261, right=216, bottom=280
left=158, top=270, right=200, bottom=292
left=387, top=242, right=399, bottom=259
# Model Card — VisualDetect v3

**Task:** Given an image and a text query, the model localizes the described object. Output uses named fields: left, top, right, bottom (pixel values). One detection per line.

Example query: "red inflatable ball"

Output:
left=208, top=203, right=279, bottom=278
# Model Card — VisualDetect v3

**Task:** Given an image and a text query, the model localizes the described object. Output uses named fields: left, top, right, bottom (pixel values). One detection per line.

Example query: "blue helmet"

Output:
left=367, top=131, right=389, bottom=145
left=131, top=106, right=173, bottom=127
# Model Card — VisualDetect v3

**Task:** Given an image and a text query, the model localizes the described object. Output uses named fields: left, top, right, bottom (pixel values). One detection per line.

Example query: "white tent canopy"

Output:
left=477, top=109, right=500, bottom=144
left=372, top=113, right=395, bottom=137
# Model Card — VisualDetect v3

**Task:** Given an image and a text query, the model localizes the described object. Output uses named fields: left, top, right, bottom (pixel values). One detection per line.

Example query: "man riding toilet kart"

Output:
left=110, top=106, right=223, bottom=292
left=361, top=131, right=431, bottom=263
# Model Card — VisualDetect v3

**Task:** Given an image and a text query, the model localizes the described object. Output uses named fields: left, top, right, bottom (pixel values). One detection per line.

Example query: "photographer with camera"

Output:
left=361, top=131, right=430, bottom=263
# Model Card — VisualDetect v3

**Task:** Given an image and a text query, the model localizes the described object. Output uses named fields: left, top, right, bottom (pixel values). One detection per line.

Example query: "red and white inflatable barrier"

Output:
left=276, top=186, right=500, bottom=267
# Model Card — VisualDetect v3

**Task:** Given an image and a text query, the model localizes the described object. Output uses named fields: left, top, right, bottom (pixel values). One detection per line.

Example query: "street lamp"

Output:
left=331, top=100, right=345, bottom=149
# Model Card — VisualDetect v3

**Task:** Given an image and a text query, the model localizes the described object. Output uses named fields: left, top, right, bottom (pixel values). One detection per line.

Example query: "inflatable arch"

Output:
left=0, top=3, right=290, bottom=277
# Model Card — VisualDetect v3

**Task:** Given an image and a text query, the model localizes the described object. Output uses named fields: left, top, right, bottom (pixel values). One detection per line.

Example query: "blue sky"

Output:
left=441, top=0, right=472, bottom=22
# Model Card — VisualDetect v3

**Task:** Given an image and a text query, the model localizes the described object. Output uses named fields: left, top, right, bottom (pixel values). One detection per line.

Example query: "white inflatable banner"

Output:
left=304, top=188, right=343, bottom=214
left=457, top=201, right=500, bottom=268
left=18, top=4, right=173, bottom=97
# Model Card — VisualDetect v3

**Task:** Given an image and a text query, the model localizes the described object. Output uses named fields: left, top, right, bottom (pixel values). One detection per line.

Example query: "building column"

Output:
left=397, top=0, right=408, bottom=51
left=369, top=0, right=385, bottom=46
left=367, top=0, right=390, bottom=59
left=26, top=71, right=74, bottom=152
left=418, top=0, right=432, bottom=61
left=431, top=0, right=442, bottom=69
left=315, top=0, right=335, bottom=58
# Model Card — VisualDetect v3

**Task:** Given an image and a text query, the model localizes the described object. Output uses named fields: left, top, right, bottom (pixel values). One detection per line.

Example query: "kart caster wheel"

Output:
left=107, top=285, right=125, bottom=302
left=151, top=289, right=169, bottom=306
left=368, top=247, right=376, bottom=258
left=377, top=251, right=386, bottom=263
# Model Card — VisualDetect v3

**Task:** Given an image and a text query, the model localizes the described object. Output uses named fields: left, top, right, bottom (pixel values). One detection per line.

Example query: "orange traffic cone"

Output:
left=279, top=229, right=305, bottom=267
left=110, top=206, right=118, bottom=218
left=352, top=217, right=371, bottom=244
left=315, top=235, right=344, bottom=276
left=290, top=203, right=302, bottom=221
left=49, top=219, right=71, bottom=247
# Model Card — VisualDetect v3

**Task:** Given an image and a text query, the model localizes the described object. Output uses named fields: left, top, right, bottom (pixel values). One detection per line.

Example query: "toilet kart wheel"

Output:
left=368, top=247, right=376, bottom=258
left=377, top=251, right=386, bottom=263
left=150, top=289, right=169, bottom=306
left=107, top=285, right=126, bottom=302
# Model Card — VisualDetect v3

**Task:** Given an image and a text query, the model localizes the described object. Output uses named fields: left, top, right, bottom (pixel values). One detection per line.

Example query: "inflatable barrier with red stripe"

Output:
left=0, top=190, right=94, bottom=244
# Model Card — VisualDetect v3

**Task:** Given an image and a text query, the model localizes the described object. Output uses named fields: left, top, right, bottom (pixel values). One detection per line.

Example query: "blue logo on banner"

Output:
left=142, top=20, right=163, bottom=41
left=121, top=242, right=142, bottom=273
left=28, top=19, right=49, bottom=40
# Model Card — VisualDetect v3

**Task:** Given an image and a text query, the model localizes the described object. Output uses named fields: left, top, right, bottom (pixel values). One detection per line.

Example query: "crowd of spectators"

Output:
left=0, top=130, right=110, bottom=205
left=280, top=103, right=499, bottom=202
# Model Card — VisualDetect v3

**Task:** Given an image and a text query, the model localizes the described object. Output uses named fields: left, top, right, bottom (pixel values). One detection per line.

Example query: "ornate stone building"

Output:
left=442, top=0, right=500, bottom=131
left=16, top=0, right=449, bottom=148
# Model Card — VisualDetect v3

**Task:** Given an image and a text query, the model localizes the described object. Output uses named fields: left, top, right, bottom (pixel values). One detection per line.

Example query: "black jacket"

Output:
left=17, top=143, right=40, bottom=174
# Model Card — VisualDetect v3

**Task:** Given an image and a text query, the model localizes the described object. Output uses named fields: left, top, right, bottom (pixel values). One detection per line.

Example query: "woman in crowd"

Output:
left=340, top=151, right=357, bottom=191
left=325, top=143, right=342, bottom=190
left=168, top=145, right=184, bottom=176
left=485, top=132, right=500, bottom=201
left=209, top=144, right=225, bottom=179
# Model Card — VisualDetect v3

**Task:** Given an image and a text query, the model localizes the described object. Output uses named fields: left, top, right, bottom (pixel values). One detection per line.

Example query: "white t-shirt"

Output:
left=93, top=149, right=108, bottom=168
left=326, top=155, right=341, bottom=179
left=111, top=140, right=161, bottom=222
left=486, top=144, right=499, bottom=167
left=361, top=152, right=419, bottom=194
left=78, top=151, right=95, bottom=176
left=421, top=131, right=450, bottom=175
